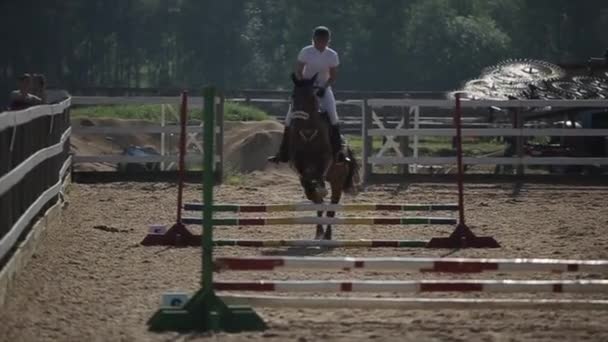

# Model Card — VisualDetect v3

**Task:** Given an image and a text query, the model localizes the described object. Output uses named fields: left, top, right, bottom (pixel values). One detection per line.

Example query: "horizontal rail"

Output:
left=0, top=128, right=71, bottom=196
left=73, top=155, right=207, bottom=164
left=0, top=98, right=71, bottom=131
left=71, top=96, right=221, bottom=106
left=368, top=98, right=608, bottom=108
left=229, top=98, right=363, bottom=106
left=72, top=96, right=199, bottom=106
left=68, top=96, right=608, bottom=109
left=221, top=295, right=608, bottom=311
left=212, top=240, right=429, bottom=248
left=368, top=128, right=608, bottom=137
left=214, top=256, right=608, bottom=273
left=184, top=203, right=459, bottom=212
left=368, top=156, right=608, bottom=166
left=214, top=279, right=608, bottom=294
left=182, top=216, right=457, bottom=226
left=0, top=157, right=71, bottom=262
left=72, top=125, right=203, bottom=135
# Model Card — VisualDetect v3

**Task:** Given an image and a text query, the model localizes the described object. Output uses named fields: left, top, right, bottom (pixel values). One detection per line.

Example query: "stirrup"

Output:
left=334, top=151, right=349, bottom=163
left=268, top=153, right=289, bottom=163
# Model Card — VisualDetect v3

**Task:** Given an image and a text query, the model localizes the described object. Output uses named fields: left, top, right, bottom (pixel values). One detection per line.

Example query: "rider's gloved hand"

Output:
left=316, top=87, right=326, bottom=98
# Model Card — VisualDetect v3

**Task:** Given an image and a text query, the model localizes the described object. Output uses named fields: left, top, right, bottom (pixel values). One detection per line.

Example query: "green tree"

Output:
left=2, top=0, right=608, bottom=104
left=404, top=0, right=510, bottom=89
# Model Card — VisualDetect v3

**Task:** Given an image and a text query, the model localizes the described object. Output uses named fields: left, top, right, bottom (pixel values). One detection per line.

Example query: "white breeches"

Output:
left=285, top=87, right=338, bottom=126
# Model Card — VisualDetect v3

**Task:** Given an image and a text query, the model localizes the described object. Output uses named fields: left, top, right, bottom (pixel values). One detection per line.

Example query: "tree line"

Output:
left=1, top=0, right=607, bottom=104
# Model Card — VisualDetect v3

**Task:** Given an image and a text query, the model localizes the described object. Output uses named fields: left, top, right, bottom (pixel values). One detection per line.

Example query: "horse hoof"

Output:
left=315, top=226, right=324, bottom=240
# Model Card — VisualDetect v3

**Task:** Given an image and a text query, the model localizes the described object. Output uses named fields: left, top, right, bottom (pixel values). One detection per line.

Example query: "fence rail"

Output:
left=368, top=157, right=608, bottom=166
left=67, top=95, right=608, bottom=181
left=363, top=98, right=608, bottom=181
left=367, top=128, right=608, bottom=137
left=70, top=95, right=224, bottom=177
left=0, top=97, right=71, bottom=264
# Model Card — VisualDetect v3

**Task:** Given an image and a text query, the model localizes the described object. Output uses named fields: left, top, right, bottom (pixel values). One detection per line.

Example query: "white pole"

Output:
left=411, top=105, right=420, bottom=173
left=160, top=104, right=166, bottom=171
left=221, top=295, right=608, bottom=311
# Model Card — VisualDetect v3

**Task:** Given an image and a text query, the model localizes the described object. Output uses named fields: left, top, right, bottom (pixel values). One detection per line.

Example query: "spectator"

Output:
left=9, top=73, right=42, bottom=110
left=31, top=73, right=47, bottom=103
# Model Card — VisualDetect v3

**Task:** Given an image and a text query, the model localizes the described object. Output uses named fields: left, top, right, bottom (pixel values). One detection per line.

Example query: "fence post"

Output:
left=160, top=104, right=166, bottom=171
left=362, top=98, right=372, bottom=183
left=515, top=108, right=524, bottom=176
left=399, top=103, right=410, bottom=175
left=215, top=91, right=224, bottom=183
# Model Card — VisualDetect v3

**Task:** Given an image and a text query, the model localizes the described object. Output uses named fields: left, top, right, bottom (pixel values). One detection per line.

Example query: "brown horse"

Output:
left=288, top=73, right=360, bottom=240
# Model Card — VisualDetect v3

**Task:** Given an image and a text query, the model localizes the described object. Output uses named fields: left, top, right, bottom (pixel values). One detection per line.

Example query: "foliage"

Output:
left=223, top=102, right=269, bottom=121
left=71, top=105, right=165, bottom=120
left=2, top=0, right=608, bottom=105
left=71, top=102, right=268, bottom=122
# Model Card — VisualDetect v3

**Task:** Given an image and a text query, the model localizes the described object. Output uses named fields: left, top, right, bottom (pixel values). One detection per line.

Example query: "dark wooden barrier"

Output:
left=0, top=99, right=71, bottom=266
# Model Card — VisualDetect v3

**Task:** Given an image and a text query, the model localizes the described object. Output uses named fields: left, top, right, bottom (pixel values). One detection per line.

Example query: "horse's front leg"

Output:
left=325, top=179, right=344, bottom=240
left=300, top=177, right=328, bottom=240
left=315, top=209, right=324, bottom=240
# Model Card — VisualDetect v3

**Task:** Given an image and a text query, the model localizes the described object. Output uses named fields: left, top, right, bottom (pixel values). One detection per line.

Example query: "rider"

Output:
left=269, top=26, right=344, bottom=163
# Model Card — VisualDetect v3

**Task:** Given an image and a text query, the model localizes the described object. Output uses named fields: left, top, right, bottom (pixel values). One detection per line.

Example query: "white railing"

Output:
left=70, top=96, right=608, bottom=178
left=0, top=97, right=71, bottom=131
left=368, top=98, right=608, bottom=108
left=368, top=157, right=608, bottom=166
left=367, top=128, right=608, bottom=137
left=0, top=156, right=71, bottom=261
left=70, top=96, right=223, bottom=171
left=363, top=98, right=608, bottom=180
left=0, top=97, right=72, bottom=262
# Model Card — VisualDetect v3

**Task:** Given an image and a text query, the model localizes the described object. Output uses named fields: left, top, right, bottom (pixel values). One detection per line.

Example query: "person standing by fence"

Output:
left=8, top=73, right=42, bottom=110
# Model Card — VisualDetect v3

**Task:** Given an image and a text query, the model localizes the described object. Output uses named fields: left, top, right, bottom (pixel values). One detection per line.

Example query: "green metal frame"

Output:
left=148, top=87, right=267, bottom=333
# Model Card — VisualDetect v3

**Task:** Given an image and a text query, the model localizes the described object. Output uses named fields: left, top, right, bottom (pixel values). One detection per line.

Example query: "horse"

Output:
left=287, top=73, right=360, bottom=240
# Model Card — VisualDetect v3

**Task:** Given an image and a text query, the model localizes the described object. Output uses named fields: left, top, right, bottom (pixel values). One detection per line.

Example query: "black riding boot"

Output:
left=268, top=126, right=290, bottom=163
left=330, top=124, right=346, bottom=162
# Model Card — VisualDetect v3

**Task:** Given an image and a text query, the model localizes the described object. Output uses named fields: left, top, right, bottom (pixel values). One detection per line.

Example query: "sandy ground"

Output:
left=1, top=168, right=608, bottom=342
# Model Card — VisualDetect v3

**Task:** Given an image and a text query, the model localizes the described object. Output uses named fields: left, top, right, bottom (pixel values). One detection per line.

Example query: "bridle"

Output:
left=291, top=83, right=321, bottom=143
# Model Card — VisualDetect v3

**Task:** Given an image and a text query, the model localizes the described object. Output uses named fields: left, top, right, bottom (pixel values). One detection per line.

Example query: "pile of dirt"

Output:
left=224, top=120, right=284, bottom=173
left=71, top=118, right=286, bottom=173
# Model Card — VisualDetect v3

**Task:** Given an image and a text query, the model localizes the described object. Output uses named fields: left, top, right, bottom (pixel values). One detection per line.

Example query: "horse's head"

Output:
left=289, top=73, right=329, bottom=148
left=291, top=73, right=318, bottom=114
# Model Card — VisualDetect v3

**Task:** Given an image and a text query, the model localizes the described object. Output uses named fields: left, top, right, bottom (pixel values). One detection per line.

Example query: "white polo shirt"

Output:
left=298, top=45, right=339, bottom=86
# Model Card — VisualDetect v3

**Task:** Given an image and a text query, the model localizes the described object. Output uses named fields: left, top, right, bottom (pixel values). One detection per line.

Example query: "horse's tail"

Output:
left=343, top=148, right=360, bottom=195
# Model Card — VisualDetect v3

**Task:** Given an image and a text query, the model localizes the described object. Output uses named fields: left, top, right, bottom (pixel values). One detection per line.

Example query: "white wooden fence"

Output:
left=70, top=95, right=224, bottom=176
left=70, top=96, right=608, bottom=182
left=0, top=97, right=72, bottom=263
left=362, top=98, right=608, bottom=181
